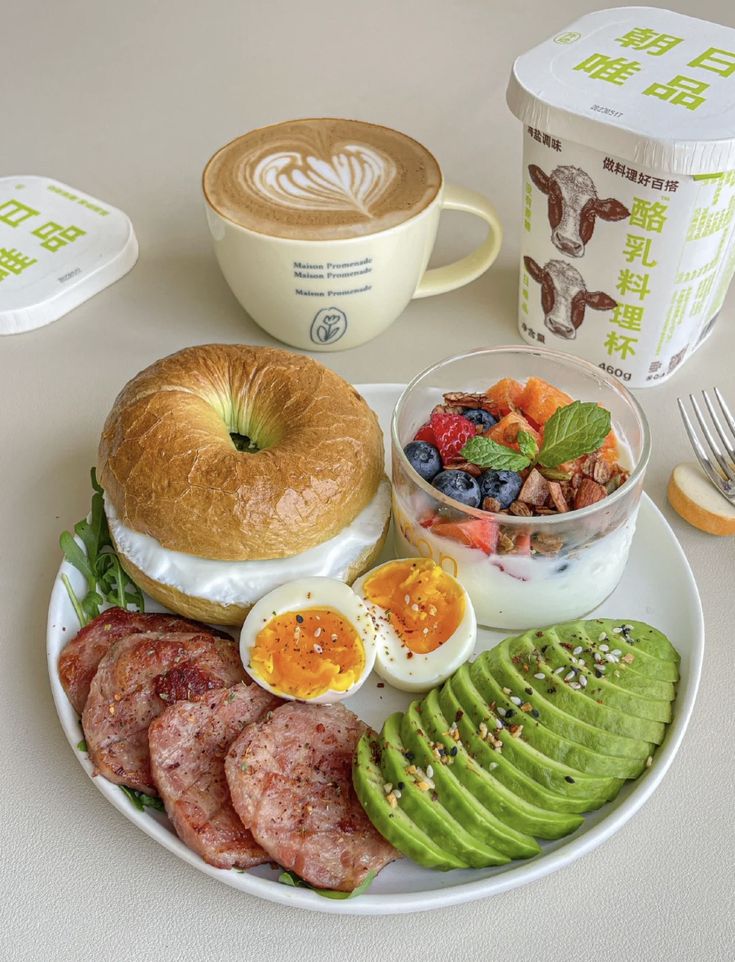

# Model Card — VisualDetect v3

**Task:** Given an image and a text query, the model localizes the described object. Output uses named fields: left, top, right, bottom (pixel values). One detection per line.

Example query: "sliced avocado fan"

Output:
left=352, top=618, right=679, bottom=871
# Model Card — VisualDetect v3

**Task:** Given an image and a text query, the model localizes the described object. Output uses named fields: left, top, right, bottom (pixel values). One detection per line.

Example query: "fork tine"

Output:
left=677, top=398, right=730, bottom=493
left=702, top=389, right=735, bottom=465
left=714, top=387, right=735, bottom=438
left=688, top=393, right=735, bottom=481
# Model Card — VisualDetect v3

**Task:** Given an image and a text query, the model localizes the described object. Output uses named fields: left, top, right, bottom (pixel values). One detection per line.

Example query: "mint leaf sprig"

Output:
left=59, top=468, right=145, bottom=628
left=461, top=401, right=611, bottom=473
left=278, top=869, right=377, bottom=900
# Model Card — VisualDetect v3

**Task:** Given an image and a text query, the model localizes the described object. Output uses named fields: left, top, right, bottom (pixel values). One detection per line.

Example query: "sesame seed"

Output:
left=579, top=674, right=588, bottom=687
left=599, top=644, right=609, bottom=652
left=612, top=627, right=623, bottom=634
left=393, top=790, right=402, bottom=799
left=423, top=627, right=429, bottom=635
left=426, top=765, right=434, bottom=778
left=296, top=615, right=304, bottom=624
left=646, top=755, right=653, bottom=768
left=534, top=672, right=545, bottom=680
left=564, top=670, right=575, bottom=682
left=449, top=746, right=458, bottom=756
left=510, top=696, right=522, bottom=706
left=611, top=649, right=622, bottom=657
left=573, top=646, right=584, bottom=655
left=313, top=644, right=323, bottom=654
left=331, top=634, right=338, bottom=641
left=565, top=775, right=575, bottom=784
left=497, top=707, right=506, bottom=717
left=570, top=682, right=581, bottom=690
left=404, top=594, right=410, bottom=605
left=502, top=687, right=512, bottom=695
left=598, top=632, right=608, bottom=642
left=494, top=717, right=503, bottom=730
left=314, top=627, right=322, bottom=637
left=554, top=666, right=565, bottom=675
left=489, top=762, right=498, bottom=770
left=594, top=652, right=602, bottom=662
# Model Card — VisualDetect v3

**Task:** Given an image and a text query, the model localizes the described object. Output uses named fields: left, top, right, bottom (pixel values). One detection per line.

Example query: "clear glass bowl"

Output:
left=391, top=345, right=651, bottom=630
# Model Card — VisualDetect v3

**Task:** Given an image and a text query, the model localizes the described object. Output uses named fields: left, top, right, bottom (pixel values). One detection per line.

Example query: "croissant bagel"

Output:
left=98, top=344, right=389, bottom=624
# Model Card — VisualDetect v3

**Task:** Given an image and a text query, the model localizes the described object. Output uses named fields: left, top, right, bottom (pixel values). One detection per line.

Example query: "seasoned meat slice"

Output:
left=58, top=607, right=232, bottom=715
left=82, top=631, right=245, bottom=794
left=225, top=703, right=397, bottom=891
left=149, top=683, right=281, bottom=869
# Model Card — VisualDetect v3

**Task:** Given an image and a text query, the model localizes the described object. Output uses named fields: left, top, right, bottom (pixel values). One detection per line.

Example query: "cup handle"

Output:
left=412, top=183, right=503, bottom=299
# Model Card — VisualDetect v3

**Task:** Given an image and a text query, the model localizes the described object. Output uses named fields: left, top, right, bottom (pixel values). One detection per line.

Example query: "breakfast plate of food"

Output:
left=47, top=344, right=703, bottom=915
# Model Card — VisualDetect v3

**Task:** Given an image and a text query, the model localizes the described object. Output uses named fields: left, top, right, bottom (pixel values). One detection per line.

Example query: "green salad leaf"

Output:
left=277, top=869, right=377, bottom=900
left=59, top=468, right=145, bottom=628
left=119, top=786, right=165, bottom=812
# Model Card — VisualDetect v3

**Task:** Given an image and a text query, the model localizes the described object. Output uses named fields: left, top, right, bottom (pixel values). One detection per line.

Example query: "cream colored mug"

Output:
left=202, top=118, right=502, bottom=351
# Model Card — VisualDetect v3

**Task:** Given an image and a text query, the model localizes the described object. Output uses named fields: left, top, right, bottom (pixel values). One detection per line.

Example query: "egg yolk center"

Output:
left=249, top=607, right=365, bottom=699
left=362, top=559, right=465, bottom=655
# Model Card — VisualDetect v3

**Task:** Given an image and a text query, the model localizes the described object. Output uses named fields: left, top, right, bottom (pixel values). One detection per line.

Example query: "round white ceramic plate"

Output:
left=47, top=384, right=703, bottom=916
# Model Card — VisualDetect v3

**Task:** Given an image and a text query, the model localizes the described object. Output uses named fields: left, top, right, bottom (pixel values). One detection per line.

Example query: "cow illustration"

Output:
left=524, top=257, right=617, bottom=339
left=528, top=164, right=629, bottom=258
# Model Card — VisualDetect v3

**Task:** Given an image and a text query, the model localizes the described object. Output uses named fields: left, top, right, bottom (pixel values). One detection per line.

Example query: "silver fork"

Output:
left=677, top=388, right=735, bottom=503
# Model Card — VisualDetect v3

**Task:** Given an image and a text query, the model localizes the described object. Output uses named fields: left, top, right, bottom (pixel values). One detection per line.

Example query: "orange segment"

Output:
left=487, top=412, right=541, bottom=452
left=485, top=378, right=524, bottom=416
left=519, top=377, right=573, bottom=425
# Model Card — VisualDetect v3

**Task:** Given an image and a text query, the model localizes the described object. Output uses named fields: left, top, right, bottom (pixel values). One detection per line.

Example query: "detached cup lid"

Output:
left=507, top=6, right=735, bottom=175
left=0, top=176, right=137, bottom=335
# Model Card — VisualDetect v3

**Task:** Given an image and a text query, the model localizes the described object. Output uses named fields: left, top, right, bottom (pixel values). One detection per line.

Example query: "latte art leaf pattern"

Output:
left=249, top=144, right=397, bottom=217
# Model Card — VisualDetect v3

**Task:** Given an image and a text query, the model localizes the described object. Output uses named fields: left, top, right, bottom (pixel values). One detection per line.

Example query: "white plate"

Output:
left=47, top=383, right=704, bottom=915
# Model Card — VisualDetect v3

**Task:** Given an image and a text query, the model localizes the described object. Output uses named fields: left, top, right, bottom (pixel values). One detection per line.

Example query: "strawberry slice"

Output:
left=414, top=422, right=437, bottom=445
left=430, top=412, right=475, bottom=463
left=431, top=518, right=498, bottom=555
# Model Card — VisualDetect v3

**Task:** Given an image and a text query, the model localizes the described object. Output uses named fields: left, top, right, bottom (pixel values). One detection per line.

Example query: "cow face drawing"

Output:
left=528, top=164, right=629, bottom=258
left=524, top=256, right=617, bottom=339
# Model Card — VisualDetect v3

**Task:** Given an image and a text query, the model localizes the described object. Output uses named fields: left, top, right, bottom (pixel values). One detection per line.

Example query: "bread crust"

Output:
left=98, top=344, right=384, bottom=561
left=114, top=514, right=390, bottom=626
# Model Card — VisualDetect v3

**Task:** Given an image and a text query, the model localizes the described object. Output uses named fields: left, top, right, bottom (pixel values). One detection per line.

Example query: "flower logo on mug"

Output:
left=310, top=307, right=348, bottom=345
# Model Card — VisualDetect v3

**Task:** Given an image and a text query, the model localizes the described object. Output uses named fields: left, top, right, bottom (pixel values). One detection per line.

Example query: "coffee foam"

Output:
left=203, top=119, right=442, bottom=240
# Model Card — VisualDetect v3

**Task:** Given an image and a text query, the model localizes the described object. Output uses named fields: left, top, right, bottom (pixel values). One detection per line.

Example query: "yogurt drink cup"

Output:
left=507, top=7, right=735, bottom=387
left=391, top=347, right=650, bottom=631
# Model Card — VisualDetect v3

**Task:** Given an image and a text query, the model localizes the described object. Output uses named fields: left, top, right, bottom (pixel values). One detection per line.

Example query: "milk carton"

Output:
left=507, top=7, right=735, bottom=386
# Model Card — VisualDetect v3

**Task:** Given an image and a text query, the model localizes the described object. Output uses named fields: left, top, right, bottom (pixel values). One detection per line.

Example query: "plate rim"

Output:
left=46, top=382, right=704, bottom=915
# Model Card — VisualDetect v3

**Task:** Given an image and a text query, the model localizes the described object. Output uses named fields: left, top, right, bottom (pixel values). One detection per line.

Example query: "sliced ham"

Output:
left=82, top=631, right=245, bottom=794
left=58, top=607, right=232, bottom=715
left=225, top=702, right=397, bottom=892
left=148, top=683, right=281, bottom=869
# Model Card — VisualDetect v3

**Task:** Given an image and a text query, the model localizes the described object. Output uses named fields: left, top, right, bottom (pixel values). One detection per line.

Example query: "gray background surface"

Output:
left=1, top=2, right=733, bottom=959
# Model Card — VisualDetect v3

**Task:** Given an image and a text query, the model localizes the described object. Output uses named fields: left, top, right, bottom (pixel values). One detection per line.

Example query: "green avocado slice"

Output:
left=473, top=651, right=649, bottom=773
left=416, top=690, right=583, bottom=840
left=440, top=672, right=617, bottom=813
left=520, top=627, right=674, bottom=723
left=499, top=636, right=667, bottom=744
left=379, top=713, right=509, bottom=868
left=577, top=620, right=680, bottom=682
left=448, top=663, right=622, bottom=805
left=352, top=732, right=465, bottom=871
left=400, top=701, right=541, bottom=857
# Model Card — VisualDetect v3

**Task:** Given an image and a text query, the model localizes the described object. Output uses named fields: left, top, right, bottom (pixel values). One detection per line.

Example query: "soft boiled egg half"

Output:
left=352, top=558, right=477, bottom=692
left=239, top=577, right=378, bottom=703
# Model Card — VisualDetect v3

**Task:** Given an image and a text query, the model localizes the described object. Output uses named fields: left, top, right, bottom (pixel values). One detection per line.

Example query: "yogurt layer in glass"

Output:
left=391, top=347, right=650, bottom=630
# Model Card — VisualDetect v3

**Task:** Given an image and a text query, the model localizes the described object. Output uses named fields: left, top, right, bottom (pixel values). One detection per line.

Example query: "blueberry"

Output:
left=464, top=408, right=497, bottom=431
left=479, top=470, right=523, bottom=509
left=403, top=441, right=442, bottom=481
left=431, top=470, right=481, bottom=508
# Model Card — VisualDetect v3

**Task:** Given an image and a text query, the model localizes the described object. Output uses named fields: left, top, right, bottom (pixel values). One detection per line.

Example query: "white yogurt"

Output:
left=394, top=497, right=637, bottom=631
left=104, top=481, right=391, bottom=606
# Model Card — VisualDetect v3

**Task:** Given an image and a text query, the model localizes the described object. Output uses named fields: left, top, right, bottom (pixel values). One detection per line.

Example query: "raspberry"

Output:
left=414, top=422, right=436, bottom=445
left=430, top=412, right=475, bottom=463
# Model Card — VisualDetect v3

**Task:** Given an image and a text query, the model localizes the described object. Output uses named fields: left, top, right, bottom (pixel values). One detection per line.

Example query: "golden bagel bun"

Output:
left=112, top=513, right=390, bottom=625
left=667, top=461, right=735, bottom=536
left=98, top=344, right=384, bottom=561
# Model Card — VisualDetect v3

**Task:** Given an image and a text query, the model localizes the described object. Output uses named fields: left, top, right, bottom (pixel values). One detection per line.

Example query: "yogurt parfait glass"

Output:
left=391, top=345, right=650, bottom=630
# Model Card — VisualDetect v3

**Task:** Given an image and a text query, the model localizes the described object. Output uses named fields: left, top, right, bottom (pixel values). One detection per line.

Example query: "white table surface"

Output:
left=1, top=1, right=734, bottom=959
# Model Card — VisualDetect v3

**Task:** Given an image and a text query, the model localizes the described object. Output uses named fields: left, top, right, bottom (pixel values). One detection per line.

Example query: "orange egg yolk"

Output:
left=249, top=607, right=365, bottom=699
left=362, top=558, right=465, bottom=655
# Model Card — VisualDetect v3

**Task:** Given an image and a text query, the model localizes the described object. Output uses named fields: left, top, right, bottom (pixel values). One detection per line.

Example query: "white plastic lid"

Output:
left=507, top=6, right=735, bottom=175
left=0, top=176, right=137, bottom=335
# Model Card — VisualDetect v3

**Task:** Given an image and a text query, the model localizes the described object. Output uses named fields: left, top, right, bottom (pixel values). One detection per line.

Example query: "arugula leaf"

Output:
left=76, top=738, right=88, bottom=752
left=119, top=786, right=165, bottom=812
left=518, top=430, right=539, bottom=461
left=59, top=468, right=145, bottom=627
left=277, top=869, right=377, bottom=900
left=460, top=436, right=531, bottom=472
left=537, top=401, right=611, bottom=468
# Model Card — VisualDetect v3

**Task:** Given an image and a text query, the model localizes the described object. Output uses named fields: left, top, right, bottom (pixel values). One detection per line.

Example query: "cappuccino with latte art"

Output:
left=203, top=118, right=442, bottom=240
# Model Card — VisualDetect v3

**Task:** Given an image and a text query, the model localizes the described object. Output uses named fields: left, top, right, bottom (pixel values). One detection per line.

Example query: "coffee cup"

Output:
left=202, top=118, right=502, bottom=350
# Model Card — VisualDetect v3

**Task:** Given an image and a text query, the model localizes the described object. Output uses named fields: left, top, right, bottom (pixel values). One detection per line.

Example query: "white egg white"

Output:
left=352, top=560, right=477, bottom=693
left=239, top=577, right=378, bottom=704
